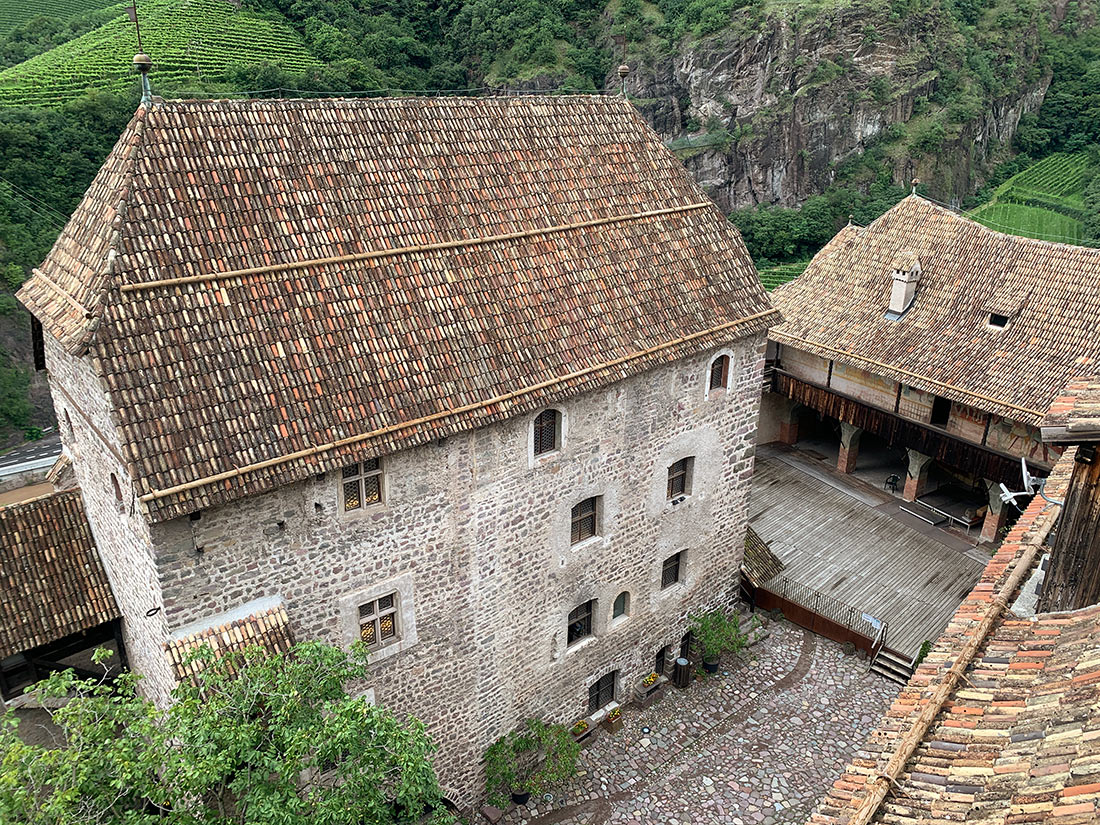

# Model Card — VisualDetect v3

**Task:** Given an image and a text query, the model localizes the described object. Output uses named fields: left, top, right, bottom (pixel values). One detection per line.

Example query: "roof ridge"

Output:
left=151, top=94, right=624, bottom=109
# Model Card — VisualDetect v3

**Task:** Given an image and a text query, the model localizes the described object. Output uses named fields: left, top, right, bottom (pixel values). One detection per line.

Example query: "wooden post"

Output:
left=1039, top=449, right=1100, bottom=612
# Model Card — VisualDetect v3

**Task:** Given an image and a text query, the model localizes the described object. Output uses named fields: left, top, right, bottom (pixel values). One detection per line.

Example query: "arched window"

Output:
left=708, top=355, right=730, bottom=391
left=533, top=409, right=562, bottom=456
left=612, top=591, right=629, bottom=619
left=110, top=473, right=124, bottom=512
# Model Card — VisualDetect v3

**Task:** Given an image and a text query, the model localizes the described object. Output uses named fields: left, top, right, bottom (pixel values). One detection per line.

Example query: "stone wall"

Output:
left=146, top=333, right=767, bottom=800
left=42, top=335, right=176, bottom=704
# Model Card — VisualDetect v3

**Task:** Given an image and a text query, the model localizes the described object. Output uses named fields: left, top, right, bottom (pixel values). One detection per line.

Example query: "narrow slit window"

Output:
left=342, top=458, right=383, bottom=511
left=570, top=497, right=599, bottom=544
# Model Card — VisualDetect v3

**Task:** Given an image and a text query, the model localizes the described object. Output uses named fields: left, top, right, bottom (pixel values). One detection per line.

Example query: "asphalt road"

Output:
left=0, top=434, right=62, bottom=476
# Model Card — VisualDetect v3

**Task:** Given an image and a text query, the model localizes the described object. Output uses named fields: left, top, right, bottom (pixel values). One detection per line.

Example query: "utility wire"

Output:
left=0, top=185, right=67, bottom=231
left=0, top=176, right=71, bottom=225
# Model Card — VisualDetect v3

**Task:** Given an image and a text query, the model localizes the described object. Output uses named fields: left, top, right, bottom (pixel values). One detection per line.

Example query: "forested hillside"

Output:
left=0, top=0, right=1098, bottom=443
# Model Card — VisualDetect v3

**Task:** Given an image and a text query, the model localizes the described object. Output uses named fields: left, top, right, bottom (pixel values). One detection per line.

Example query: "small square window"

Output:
left=662, top=551, right=683, bottom=589
left=570, top=497, right=600, bottom=544
left=358, top=592, right=399, bottom=649
left=988, top=313, right=1009, bottom=329
left=568, top=600, right=594, bottom=645
left=534, top=409, right=562, bottom=456
left=667, top=457, right=694, bottom=499
left=342, top=458, right=383, bottom=511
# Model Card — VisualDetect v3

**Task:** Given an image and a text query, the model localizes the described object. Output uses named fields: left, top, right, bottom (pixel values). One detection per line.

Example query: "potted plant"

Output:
left=689, top=609, right=755, bottom=673
left=601, top=705, right=623, bottom=734
left=570, top=719, right=589, bottom=737
left=484, top=719, right=580, bottom=807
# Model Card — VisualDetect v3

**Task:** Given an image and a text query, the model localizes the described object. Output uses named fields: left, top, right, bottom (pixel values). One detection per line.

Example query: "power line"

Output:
left=0, top=185, right=67, bottom=231
left=0, top=176, right=71, bottom=225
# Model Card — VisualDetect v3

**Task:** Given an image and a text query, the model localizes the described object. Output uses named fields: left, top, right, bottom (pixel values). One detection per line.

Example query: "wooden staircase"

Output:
left=869, top=648, right=915, bottom=684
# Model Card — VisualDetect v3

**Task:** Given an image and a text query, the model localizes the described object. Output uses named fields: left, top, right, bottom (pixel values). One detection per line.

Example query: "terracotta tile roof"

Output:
left=741, top=526, right=784, bottom=587
left=18, top=96, right=777, bottom=522
left=0, top=490, right=119, bottom=659
left=808, top=451, right=1096, bottom=825
left=1041, top=376, right=1100, bottom=443
left=771, top=196, right=1100, bottom=425
left=165, top=598, right=293, bottom=684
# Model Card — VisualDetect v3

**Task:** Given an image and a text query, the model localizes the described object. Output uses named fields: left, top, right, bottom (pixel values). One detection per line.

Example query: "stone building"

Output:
left=17, top=95, right=777, bottom=798
left=761, top=194, right=1100, bottom=542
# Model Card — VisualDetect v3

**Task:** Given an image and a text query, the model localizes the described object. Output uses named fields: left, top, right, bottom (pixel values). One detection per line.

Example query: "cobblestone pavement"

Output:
left=499, top=619, right=896, bottom=825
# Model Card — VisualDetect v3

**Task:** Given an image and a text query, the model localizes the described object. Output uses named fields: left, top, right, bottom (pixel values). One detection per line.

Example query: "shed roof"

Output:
left=771, top=196, right=1100, bottom=425
left=165, top=598, right=294, bottom=684
left=19, top=96, right=777, bottom=522
left=0, top=490, right=119, bottom=659
left=808, top=451, right=1100, bottom=825
left=1041, top=376, right=1100, bottom=443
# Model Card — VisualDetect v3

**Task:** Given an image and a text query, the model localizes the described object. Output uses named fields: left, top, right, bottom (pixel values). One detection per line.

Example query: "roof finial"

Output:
left=127, top=2, right=153, bottom=106
left=847, top=213, right=854, bottom=226
left=617, top=64, right=631, bottom=97
left=911, top=177, right=920, bottom=195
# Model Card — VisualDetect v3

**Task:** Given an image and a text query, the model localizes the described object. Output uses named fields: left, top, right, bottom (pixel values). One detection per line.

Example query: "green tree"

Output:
left=0, top=643, right=452, bottom=825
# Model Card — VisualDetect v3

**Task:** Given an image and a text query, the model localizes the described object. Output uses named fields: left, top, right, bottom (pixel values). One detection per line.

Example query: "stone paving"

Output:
left=498, top=619, right=896, bottom=825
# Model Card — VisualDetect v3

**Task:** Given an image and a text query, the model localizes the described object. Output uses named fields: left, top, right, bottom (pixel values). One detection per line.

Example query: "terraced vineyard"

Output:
left=757, top=261, right=808, bottom=290
left=0, top=0, right=116, bottom=36
left=969, top=152, right=1094, bottom=244
left=0, top=0, right=322, bottom=106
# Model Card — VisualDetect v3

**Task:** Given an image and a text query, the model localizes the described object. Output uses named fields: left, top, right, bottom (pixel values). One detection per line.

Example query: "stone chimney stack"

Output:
left=888, top=254, right=921, bottom=316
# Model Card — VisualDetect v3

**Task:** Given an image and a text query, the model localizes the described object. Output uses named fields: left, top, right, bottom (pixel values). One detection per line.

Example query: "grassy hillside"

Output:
left=0, top=0, right=322, bottom=106
left=969, top=152, right=1094, bottom=244
left=0, top=0, right=116, bottom=36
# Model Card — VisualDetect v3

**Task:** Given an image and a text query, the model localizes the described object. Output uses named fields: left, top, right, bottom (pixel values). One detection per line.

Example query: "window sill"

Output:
left=363, top=635, right=416, bottom=665
left=570, top=535, right=605, bottom=553
left=338, top=501, right=388, bottom=520
left=658, top=581, right=686, bottom=598
left=665, top=494, right=692, bottom=509
left=609, top=614, right=630, bottom=631
left=565, top=636, right=597, bottom=656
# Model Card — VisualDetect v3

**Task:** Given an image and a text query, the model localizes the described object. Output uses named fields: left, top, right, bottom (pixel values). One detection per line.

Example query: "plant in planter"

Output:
left=689, top=609, right=758, bottom=673
left=570, top=719, right=589, bottom=737
left=641, top=671, right=659, bottom=687
left=484, top=719, right=580, bottom=807
left=602, top=705, right=623, bottom=734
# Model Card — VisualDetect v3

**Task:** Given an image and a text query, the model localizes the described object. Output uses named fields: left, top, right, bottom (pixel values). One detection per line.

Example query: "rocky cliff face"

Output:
left=620, top=4, right=1050, bottom=210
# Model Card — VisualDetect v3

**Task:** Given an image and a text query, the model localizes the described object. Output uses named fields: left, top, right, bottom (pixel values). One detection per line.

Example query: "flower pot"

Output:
left=703, top=658, right=720, bottom=674
left=511, top=790, right=532, bottom=806
left=601, top=716, right=623, bottom=734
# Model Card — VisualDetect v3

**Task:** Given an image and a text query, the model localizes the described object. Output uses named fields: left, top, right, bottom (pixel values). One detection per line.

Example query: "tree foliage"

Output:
left=0, top=643, right=453, bottom=825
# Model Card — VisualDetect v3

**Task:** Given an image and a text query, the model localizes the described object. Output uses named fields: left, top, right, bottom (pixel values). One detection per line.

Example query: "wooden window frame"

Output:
left=358, top=592, right=399, bottom=650
left=667, top=457, right=694, bottom=499
left=570, top=496, right=600, bottom=545
left=567, top=600, right=594, bottom=646
left=708, top=355, right=730, bottom=391
left=342, top=458, right=383, bottom=511
left=661, top=551, right=683, bottom=589
left=588, top=670, right=617, bottom=713
left=533, top=409, right=562, bottom=456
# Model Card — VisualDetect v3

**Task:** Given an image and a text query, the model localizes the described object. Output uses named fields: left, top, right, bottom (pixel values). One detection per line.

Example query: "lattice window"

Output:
left=567, top=600, right=593, bottom=645
left=588, top=670, right=617, bottom=713
left=342, top=458, right=383, bottom=511
left=709, top=355, right=730, bottom=391
left=570, top=497, right=599, bottom=544
left=667, top=457, right=694, bottom=499
left=662, top=551, right=683, bottom=588
left=358, top=593, right=398, bottom=649
left=533, top=409, right=561, bottom=455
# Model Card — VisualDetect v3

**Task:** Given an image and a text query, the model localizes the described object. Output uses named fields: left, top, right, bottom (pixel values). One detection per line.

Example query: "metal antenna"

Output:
left=127, top=2, right=153, bottom=105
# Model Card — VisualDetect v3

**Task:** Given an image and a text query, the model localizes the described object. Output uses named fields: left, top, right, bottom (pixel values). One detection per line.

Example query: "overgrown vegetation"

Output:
left=483, top=719, right=580, bottom=808
left=0, top=642, right=453, bottom=825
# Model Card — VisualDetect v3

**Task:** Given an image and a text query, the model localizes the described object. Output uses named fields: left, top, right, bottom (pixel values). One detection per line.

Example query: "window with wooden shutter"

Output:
left=358, top=593, right=399, bottom=649
left=533, top=409, right=561, bottom=455
left=342, top=458, right=383, bottom=511
left=709, top=355, right=730, bottom=391
left=570, top=497, right=599, bottom=544
left=567, top=600, right=594, bottom=645
left=667, top=457, right=694, bottom=499
left=662, top=551, right=683, bottom=588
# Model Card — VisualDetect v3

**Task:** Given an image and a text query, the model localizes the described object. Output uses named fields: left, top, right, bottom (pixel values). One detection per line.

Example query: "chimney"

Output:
left=888, top=254, right=921, bottom=317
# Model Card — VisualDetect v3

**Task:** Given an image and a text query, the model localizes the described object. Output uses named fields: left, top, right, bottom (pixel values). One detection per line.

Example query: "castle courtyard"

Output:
left=498, top=618, right=895, bottom=825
